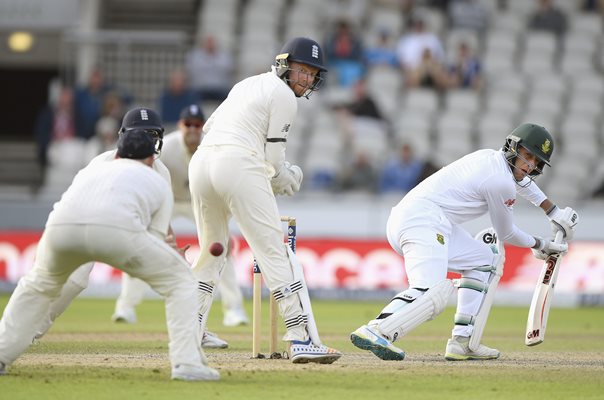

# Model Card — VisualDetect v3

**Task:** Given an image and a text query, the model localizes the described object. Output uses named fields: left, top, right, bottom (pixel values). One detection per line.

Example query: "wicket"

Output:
left=252, top=216, right=296, bottom=359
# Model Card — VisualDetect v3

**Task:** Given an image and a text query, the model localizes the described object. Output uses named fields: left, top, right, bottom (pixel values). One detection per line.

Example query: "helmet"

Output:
left=120, top=107, right=165, bottom=152
left=503, top=123, right=554, bottom=177
left=274, top=37, right=327, bottom=98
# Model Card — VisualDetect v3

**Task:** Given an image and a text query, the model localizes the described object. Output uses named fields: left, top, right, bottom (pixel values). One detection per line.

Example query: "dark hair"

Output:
left=117, top=129, right=156, bottom=159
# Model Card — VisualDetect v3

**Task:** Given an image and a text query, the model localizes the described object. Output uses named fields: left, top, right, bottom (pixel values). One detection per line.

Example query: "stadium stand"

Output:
left=5, top=0, right=601, bottom=204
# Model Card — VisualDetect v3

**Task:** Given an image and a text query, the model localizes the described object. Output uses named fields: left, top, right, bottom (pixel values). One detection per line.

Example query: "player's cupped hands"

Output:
left=166, top=233, right=191, bottom=259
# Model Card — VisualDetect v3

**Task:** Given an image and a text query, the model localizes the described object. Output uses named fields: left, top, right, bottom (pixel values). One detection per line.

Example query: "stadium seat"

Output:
left=563, top=32, right=598, bottom=58
left=444, top=90, right=481, bottom=116
left=570, top=74, right=604, bottom=99
left=530, top=73, right=567, bottom=97
left=525, top=91, right=564, bottom=118
left=485, top=90, right=522, bottom=117
left=491, top=12, right=526, bottom=36
left=569, top=13, right=603, bottom=37
left=434, top=113, right=475, bottom=166
left=402, top=89, right=439, bottom=116
left=476, top=113, right=514, bottom=150
left=367, top=6, right=404, bottom=37
left=560, top=52, right=597, bottom=76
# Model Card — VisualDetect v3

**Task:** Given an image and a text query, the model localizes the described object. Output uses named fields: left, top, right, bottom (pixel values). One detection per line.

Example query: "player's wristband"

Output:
left=532, top=237, right=543, bottom=250
left=545, top=204, right=557, bottom=216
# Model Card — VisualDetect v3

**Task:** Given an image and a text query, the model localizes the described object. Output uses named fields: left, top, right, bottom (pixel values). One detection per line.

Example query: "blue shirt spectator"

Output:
left=74, top=68, right=131, bottom=140
left=447, top=42, right=482, bottom=91
left=325, top=20, right=366, bottom=86
left=379, top=143, right=425, bottom=193
left=364, top=29, right=399, bottom=69
left=159, top=69, right=199, bottom=126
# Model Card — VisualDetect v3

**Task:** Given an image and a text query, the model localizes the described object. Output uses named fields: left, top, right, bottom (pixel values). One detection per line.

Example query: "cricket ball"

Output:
left=209, top=242, right=224, bottom=257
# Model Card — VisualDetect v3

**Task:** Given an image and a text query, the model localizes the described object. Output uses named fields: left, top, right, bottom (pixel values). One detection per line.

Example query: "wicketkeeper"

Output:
left=188, top=37, right=341, bottom=363
left=351, top=123, right=579, bottom=361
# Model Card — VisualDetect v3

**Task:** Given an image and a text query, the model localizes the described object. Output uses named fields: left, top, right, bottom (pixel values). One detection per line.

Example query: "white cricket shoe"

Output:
left=201, top=331, right=228, bottom=349
left=111, top=307, right=137, bottom=324
left=444, top=336, right=500, bottom=361
left=350, top=325, right=405, bottom=361
left=290, top=339, right=342, bottom=364
left=0, top=362, right=6, bottom=376
left=171, top=364, right=220, bottom=381
left=223, top=307, right=249, bottom=327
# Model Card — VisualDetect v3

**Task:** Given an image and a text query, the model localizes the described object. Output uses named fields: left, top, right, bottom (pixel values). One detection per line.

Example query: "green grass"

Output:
left=1, top=295, right=603, bottom=399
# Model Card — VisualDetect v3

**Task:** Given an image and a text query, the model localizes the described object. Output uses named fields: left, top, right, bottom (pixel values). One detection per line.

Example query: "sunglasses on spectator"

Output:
left=183, top=121, right=203, bottom=128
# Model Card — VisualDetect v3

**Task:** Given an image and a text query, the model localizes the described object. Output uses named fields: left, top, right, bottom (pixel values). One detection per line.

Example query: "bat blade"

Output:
left=525, top=250, right=564, bottom=346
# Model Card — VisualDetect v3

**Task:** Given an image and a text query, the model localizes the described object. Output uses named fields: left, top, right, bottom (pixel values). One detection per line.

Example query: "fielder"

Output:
left=0, top=129, right=219, bottom=380
left=35, top=107, right=228, bottom=348
left=351, top=123, right=579, bottom=361
left=188, top=37, right=341, bottom=363
left=113, top=104, right=249, bottom=349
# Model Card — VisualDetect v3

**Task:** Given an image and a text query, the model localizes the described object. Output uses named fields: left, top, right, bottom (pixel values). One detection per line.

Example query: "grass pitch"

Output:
left=1, top=295, right=603, bottom=400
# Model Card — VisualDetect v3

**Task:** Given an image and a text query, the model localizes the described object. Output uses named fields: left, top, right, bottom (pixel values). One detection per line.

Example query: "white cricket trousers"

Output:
left=387, top=199, right=495, bottom=337
left=189, top=145, right=306, bottom=341
left=115, top=203, right=244, bottom=318
left=0, top=224, right=207, bottom=369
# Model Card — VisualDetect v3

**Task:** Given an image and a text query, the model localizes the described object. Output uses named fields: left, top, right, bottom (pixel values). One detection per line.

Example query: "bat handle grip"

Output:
left=554, top=229, right=564, bottom=244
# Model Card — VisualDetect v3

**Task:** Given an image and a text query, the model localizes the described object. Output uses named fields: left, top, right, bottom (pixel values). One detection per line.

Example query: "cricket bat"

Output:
left=525, top=230, right=565, bottom=346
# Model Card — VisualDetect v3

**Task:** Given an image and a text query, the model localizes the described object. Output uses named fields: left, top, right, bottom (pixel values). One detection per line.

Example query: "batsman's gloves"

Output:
left=531, top=236, right=568, bottom=259
left=547, top=205, right=579, bottom=241
left=271, top=162, right=303, bottom=196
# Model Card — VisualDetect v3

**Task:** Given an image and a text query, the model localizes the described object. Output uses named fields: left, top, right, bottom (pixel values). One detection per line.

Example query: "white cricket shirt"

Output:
left=90, top=149, right=172, bottom=184
left=401, top=149, right=547, bottom=247
left=160, top=131, right=191, bottom=204
left=47, top=159, right=172, bottom=236
left=200, top=67, right=297, bottom=177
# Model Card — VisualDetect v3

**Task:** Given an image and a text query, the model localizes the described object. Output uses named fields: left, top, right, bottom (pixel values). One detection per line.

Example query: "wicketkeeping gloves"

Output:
left=271, top=162, right=303, bottom=196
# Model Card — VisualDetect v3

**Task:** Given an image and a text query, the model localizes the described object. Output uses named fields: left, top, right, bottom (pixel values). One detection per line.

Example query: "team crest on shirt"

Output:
left=436, top=233, right=445, bottom=245
left=504, top=198, right=516, bottom=207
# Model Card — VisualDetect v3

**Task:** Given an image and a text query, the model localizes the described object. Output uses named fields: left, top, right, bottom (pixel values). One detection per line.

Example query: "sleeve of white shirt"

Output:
left=483, top=176, right=536, bottom=248
left=516, top=177, right=547, bottom=207
left=202, top=109, right=216, bottom=135
left=153, top=158, right=172, bottom=186
left=264, top=85, right=297, bottom=177
left=149, top=181, right=174, bottom=239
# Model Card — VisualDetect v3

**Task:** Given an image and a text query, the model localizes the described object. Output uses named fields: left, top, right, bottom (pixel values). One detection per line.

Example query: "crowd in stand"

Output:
left=34, top=0, right=604, bottom=199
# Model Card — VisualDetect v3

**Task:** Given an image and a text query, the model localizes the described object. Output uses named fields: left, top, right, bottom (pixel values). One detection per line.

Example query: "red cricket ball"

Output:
left=209, top=242, right=224, bottom=257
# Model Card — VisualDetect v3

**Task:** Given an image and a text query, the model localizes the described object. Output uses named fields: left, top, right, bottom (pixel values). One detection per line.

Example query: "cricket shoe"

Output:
left=111, top=307, right=137, bottom=324
left=223, top=307, right=249, bottom=327
left=290, top=339, right=342, bottom=364
left=350, top=325, right=405, bottom=361
left=444, top=336, right=500, bottom=361
left=202, top=331, right=228, bottom=349
left=171, top=364, right=220, bottom=381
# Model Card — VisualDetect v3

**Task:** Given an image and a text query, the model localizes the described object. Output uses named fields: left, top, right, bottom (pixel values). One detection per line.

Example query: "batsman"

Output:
left=351, top=123, right=579, bottom=361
